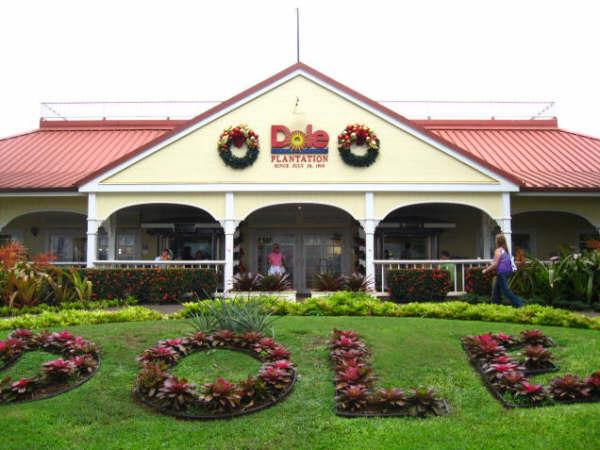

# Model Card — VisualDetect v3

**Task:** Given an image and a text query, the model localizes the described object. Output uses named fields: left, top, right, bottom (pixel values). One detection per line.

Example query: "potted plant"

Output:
left=226, top=273, right=296, bottom=302
left=310, top=272, right=345, bottom=298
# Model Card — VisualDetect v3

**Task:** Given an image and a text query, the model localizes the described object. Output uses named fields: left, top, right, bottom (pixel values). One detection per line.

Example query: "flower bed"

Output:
left=133, top=330, right=297, bottom=419
left=329, top=329, right=449, bottom=417
left=387, top=269, right=451, bottom=302
left=83, top=268, right=218, bottom=303
left=0, top=329, right=100, bottom=403
left=461, top=329, right=600, bottom=408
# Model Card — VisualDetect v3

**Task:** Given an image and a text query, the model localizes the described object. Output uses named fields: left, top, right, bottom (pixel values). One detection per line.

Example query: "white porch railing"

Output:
left=92, top=260, right=226, bottom=291
left=374, top=259, right=492, bottom=294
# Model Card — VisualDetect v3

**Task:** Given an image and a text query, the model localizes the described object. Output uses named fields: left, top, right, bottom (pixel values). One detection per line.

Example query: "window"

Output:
left=116, top=231, right=138, bottom=260
left=382, top=234, right=430, bottom=259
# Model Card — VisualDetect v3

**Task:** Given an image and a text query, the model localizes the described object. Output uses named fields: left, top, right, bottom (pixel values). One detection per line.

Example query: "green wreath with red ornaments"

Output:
left=217, top=125, right=259, bottom=169
left=337, top=124, right=380, bottom=167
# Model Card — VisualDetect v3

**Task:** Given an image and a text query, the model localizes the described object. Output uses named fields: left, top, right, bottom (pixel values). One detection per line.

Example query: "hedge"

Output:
left=83, top=268, right=218, bottom=303
left=178, top=293, right=600, bottom=330
left=1, top=296, right=598, bottom=331
left=387, top=269, right=451, bottom=302
left=0, top=306, right=162, bottom=331
left=465, top=267, right=494, bottom=296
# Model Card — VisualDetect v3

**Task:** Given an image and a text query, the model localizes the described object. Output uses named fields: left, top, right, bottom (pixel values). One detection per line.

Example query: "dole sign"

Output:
left=271, top=124, right=329, bottom=168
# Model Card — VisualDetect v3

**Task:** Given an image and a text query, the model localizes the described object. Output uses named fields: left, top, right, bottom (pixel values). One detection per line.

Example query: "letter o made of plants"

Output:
left=217, top=125, right=260, bottom=169
left=337, top=124, right=380, bottom=167
left=134, top=330, right=297, bottom=419
left=0, top=329, right=100, bottom=404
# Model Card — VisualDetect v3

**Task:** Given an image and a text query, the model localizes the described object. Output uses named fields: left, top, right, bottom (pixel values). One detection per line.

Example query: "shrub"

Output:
left=548, top=375, right=591, bottom=401
left=83, top=268, right=218, bottom=303
left=189, top=298, right=277, bottom=334
left=387, top=269, right=451, bottom=302
left=0, top=306, right=162, bottom=331
left=465, top=268, right=494, bottom=296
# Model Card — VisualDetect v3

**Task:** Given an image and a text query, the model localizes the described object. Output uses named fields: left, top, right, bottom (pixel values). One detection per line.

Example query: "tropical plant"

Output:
left=520, top=329, right=555, bottom=347
left=157, top=376, right=197, bottom=411
left=3, top=263, right=49, bottom=308
left=200, top=377, right=242, bottom=412
left=136, top=364, right=168, bottom=398
left=406, top=387, right=447, bottom=417
left=45, top=267, right=74, bottom=304
left=585, top=371, right=600, bottom=396
left=190, top=298, right=277, bottom=334
left=313, top=272, right=345, bottom=291
left=522, top=345, right=554, bottom=369
left=335, top=384, right=369, bottom=411
left=258, top=273, right=291, bottom=291
left=343, top=272, right=373, bottom=292
left=42, top=359, right=76, bottom=381
left=232, top=272, right=262, bottom=291
left=514, top=381, right=548, bottom=403
left=548, top=374, right=591, bottom=401
left=374, top=387, right=407, bottom=409
left=67, top=269, right=93, bottom=303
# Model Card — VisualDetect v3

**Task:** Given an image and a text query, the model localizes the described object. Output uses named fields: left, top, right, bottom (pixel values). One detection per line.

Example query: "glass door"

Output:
left=256, top=233, right=296, bottom=286
left=303, top=232, right=343, bottom=290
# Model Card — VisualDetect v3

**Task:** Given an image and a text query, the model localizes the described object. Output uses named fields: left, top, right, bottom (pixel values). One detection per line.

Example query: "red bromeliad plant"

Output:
left=548, top=375, right=591, bottom=401
left=335, top=384, right=369, bottom=412
left=42, top=359, right=76, bottom=381
left=10, top=377, right=38, bottom=396
left=520, top=329, right=555, bottom=347
left=462, top=330, right=600, bottom=409
left=157, top=376, right=197, bottom=411
left=158, top=338, right=190, bottom=355
left=522, top=345, right=554, bottom=370
left=200, top=377, right=242, bottom=412
left=586, top=371, right=600, bottom=396
left=211, top=330, right=236, bottom=346
left=497, top=370, right=527, bottom=392
left=134, top=331, right=296, bottom=419
left=515, top=381, right=548, bottom=404
left=330, top=329, right=448, bottom=417
left=138, top=346, right=179, bottom=366
left=0, top=329, right=100, bottom=405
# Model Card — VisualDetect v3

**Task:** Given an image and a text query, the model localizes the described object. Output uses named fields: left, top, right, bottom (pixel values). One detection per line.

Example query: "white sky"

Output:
left=1, top=0, right=600, bottom=136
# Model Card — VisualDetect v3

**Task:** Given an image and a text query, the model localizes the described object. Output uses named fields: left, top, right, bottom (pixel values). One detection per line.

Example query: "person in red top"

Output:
left=267, top=243, right=285, bottom=275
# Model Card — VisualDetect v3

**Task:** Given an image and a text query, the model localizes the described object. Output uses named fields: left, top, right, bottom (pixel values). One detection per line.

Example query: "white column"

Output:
left=86, top=193, right=99, bottom=268
left=497, top=192, right=512, bottom=253
left=107, top=217, right=116, bottom=260
left=363, top=192, right=378, bottom=285
left=223, top=192, right=237, bottom=292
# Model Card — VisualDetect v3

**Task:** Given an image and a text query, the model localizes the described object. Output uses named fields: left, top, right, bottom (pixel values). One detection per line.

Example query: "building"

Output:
left=1, top=63, right=599, bottom=293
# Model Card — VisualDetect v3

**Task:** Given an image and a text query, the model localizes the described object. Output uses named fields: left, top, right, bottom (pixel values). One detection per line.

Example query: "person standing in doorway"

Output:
left=267, top=243, right=285, bottom=275
left=482, top=234, right=524, bottom=308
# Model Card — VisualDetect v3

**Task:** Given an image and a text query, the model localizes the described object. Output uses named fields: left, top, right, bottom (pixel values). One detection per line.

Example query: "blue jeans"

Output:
left=492, top=273, right=524, bottom=308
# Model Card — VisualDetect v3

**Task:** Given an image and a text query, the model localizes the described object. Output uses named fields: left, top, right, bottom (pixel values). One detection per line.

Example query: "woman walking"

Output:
left=482, top=234, right=524, bottom=308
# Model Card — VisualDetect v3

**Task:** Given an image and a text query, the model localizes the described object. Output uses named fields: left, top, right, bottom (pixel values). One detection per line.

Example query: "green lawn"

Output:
left=2, top=317, right=599, bottom=450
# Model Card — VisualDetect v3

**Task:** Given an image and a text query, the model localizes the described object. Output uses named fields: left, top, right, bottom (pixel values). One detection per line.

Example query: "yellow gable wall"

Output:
left=102, top=76, right=497, bottom=185
left=512, top=196, right=600, bottom=226
left=94, top=193, right=225, bottom=222
left=0, top=197, right=87, bottom=227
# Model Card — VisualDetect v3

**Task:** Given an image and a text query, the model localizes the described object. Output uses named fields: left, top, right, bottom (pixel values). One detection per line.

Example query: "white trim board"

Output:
left=81, top=183, right=517, bottom=193
left=78, top=68, right=519, bottom=193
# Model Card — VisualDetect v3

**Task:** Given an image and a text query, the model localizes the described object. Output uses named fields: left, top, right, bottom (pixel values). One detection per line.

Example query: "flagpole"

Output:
left=296, top=8, right=300, bottom=63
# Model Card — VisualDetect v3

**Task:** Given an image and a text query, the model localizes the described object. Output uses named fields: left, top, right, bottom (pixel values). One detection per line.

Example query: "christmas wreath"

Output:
left=337, top=124, right=380, bottom=167
left=217, top=125, right=259, bottom=169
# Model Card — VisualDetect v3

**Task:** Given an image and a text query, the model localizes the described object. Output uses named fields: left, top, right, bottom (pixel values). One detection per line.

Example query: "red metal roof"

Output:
left=416, top=119, right=600, bottom=190
left=0, top=121, right=180, bottom=190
